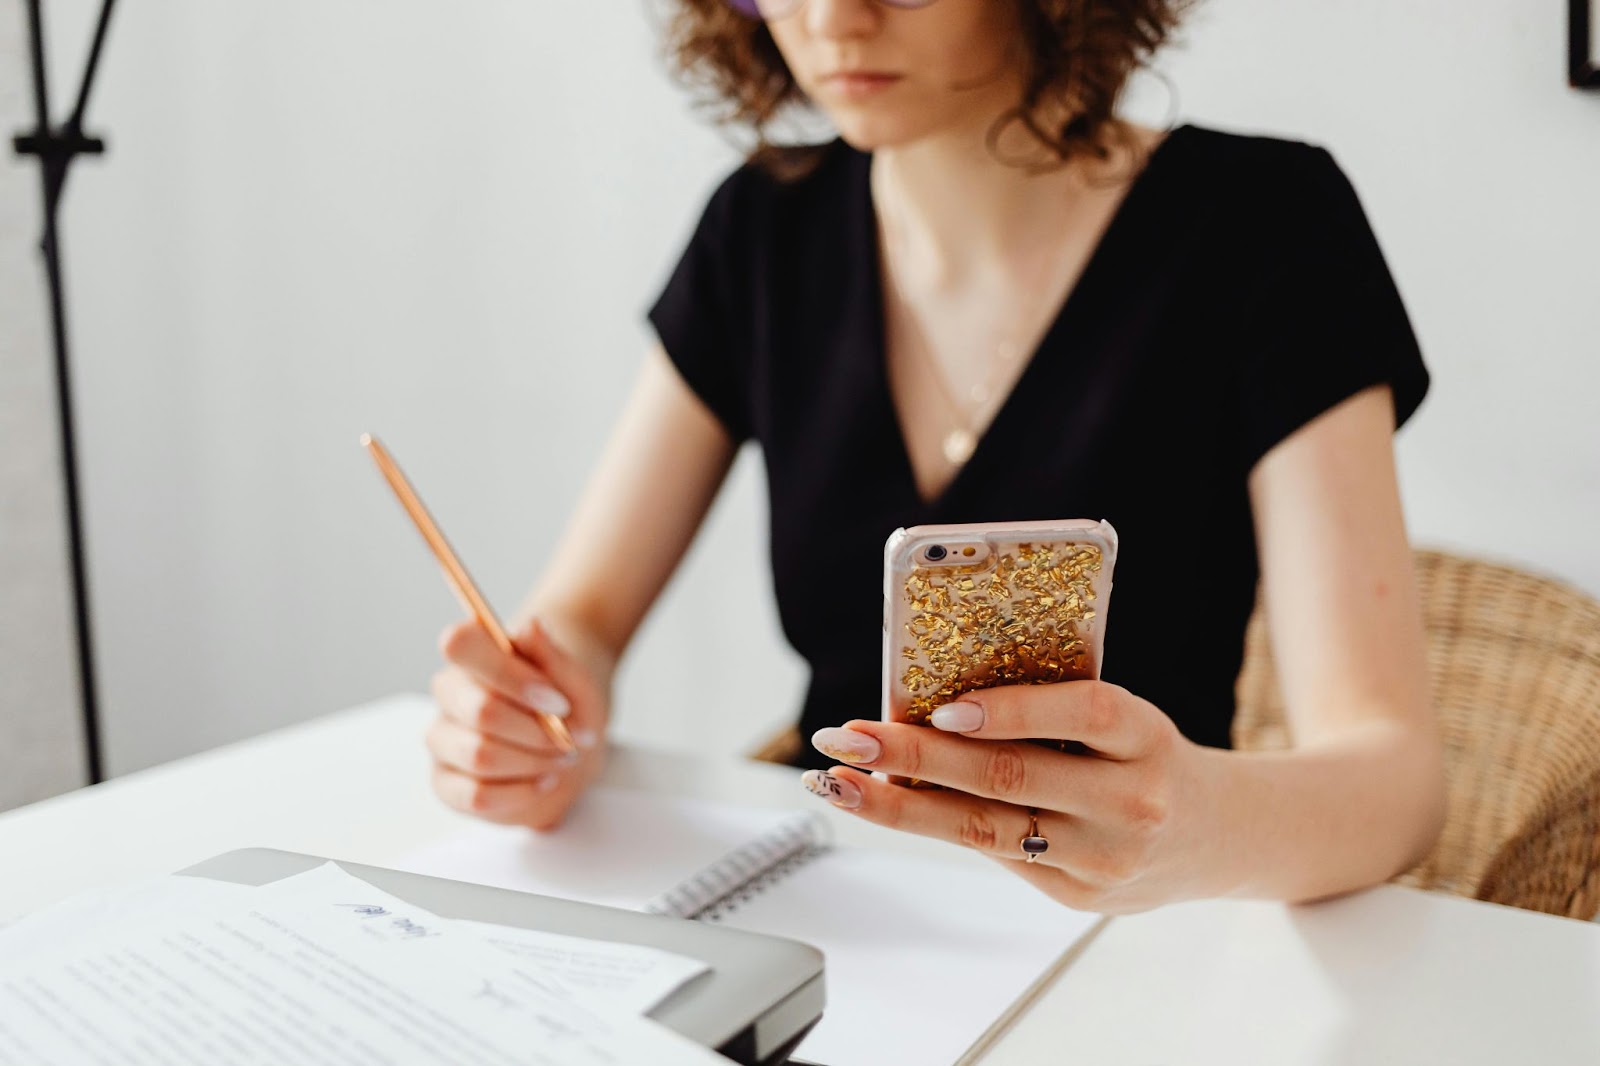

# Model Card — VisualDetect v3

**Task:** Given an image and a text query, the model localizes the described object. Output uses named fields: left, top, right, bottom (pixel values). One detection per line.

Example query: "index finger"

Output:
left=439, top=620, right=571, bottom=720
left=927, top=680, right=1156, bottom=760
left=431, top=669, right=575, bottom=758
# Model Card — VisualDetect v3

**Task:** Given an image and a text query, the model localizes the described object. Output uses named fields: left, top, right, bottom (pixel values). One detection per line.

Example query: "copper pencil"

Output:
left=361, top=433, right=575, bottom=754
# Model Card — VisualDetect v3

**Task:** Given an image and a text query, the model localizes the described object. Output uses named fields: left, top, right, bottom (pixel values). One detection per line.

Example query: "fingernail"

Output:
left=558, top=748, right=581, bottom=766
left=930, top=701, right=985, bottom=733
left=535, top=772, right=560, bottom=793
left=525, top=681, right=571, bottom=718
left=572, top=728, right=598, bottom=750
left=811, top=727, right=881, bottom=764
left=801, top=770, right=862, bottom=809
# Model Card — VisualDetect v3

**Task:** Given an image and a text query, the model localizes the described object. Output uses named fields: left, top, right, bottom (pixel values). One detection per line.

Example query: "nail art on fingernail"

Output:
left=810, top=727, right=881, bottom=764
left=801, top=769, right=862, bottom=809
left=526, top=682, right=571, bottom=718
left=930, top=701, right=985, bottom=733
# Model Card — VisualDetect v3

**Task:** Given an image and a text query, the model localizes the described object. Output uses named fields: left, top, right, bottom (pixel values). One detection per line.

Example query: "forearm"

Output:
left=1195, top=718, right=1446, bottom=903
left=507, top=348, right=734, bottom=697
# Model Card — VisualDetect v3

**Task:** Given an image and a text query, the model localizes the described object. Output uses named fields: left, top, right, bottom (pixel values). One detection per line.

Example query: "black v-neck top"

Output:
left=649, top=125, right=1428, bottom=771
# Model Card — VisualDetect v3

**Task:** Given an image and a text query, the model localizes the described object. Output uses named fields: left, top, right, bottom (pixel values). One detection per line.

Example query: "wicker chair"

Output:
left=749, top=727, right=804, bottom=767
left=1234, top=549, right=1600, bottom=920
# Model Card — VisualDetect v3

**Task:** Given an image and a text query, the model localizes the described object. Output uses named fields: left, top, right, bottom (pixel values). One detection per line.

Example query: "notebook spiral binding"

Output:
left=643, top=812, right=831, bottom=922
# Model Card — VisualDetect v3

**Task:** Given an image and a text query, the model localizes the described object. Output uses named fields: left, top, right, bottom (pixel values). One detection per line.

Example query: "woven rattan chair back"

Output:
left=1233, top=549, right=1600, bottom=919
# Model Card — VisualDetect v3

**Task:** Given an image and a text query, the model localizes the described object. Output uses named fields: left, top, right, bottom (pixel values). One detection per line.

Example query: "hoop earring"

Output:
left=1145, top=65, right=1182, bottom=132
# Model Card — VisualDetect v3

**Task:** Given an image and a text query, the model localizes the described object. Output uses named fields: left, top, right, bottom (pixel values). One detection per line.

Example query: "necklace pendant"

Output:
left=942, top=428, right=977, bottom=466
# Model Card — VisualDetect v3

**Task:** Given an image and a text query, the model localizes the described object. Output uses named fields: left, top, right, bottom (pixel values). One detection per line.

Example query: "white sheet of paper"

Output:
left=245, top=862, right=708, bottom=1014
left=0, top=874, right=255, bottom=965
left=0, top=863, right=724, bottom=1066
left=455, top=920, right=708, bottom=1015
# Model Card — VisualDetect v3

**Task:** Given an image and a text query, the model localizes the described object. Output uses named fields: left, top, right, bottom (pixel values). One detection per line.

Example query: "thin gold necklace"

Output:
left=877, top=169, right=1096, bottom=471
left=895, top=250, right=1070, bottom=469
left=916, top=332, right=1030, bottom=467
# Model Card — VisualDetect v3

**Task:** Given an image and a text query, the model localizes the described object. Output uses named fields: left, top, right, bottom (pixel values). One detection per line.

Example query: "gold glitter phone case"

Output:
left=882, top=519, right=1117, bottom=785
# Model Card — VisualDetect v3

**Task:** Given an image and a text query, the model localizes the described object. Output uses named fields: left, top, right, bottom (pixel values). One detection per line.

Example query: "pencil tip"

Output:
left=359, top=433, right=373, bottom=448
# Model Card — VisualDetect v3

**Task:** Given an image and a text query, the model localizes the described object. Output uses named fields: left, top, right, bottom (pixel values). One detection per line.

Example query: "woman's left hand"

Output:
left=803, top=681, right=1224, bottom=915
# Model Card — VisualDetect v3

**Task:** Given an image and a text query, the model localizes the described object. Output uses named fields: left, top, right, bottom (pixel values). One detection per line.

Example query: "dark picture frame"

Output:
left=1574, top=0, right=1600, bottom=88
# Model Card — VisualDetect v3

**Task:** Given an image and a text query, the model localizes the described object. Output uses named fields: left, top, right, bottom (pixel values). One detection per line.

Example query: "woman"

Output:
left=425, top=0, right=1445, bottom=914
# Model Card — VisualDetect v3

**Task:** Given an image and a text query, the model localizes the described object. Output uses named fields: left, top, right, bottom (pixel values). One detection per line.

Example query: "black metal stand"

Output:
left=12, top=0, right=119, bottom=784
left=1575, top=0, right=1600, bottom=88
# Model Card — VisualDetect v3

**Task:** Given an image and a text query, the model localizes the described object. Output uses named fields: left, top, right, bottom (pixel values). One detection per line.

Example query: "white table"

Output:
left=4, top=694, right=1598, bottom=1064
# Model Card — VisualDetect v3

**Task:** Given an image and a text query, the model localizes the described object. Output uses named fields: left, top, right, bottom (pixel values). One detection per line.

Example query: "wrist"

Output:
left=517, top=608, right=619, bottom=689
left=1174, top=742, right=1257, bottom=901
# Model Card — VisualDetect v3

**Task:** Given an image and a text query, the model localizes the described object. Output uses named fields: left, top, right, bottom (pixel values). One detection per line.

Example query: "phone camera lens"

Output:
left=926, top=545, right=948, bottom=562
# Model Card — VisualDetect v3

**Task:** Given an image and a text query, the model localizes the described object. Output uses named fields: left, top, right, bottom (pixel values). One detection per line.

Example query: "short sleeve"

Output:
left=1234, top=147, right=1429, bottom=473
left=647, top=169, right=756, bottom=443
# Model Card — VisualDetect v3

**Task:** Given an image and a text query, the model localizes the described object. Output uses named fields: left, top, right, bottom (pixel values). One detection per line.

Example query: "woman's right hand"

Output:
left=427, top=616, right=608, bottom=831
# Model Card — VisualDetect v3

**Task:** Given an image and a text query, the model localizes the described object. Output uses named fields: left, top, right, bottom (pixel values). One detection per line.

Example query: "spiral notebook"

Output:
left=402, top=787, right=1104, bottom=1066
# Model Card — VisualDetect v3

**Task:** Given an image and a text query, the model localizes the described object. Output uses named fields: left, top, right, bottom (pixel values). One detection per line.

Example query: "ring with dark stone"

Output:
left=1020, top=810, right=1048, bottom=863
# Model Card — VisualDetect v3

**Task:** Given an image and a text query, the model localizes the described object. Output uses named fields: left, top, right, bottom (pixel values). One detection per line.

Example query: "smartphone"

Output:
left=882, top=519, right=1118, bottom=783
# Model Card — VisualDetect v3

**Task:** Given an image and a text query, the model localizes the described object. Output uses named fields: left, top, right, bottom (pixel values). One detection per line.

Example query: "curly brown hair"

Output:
left=662, top=0, right=1192, bottom=174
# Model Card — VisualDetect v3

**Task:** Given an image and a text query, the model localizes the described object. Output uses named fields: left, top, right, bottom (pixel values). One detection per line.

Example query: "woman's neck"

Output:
left=870, top=117, right=1149, bottom=290
left=870, top=121, right=1076, bottom=283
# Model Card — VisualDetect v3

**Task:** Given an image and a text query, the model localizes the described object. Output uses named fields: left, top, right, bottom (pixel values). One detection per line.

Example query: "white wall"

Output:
left=1, top=5, right=90, bottom=808
left=1142, top=0, right=1600, bottom=599
left=16, top=0, right=1599, bottom=778
left=45, top=0, right=801, bottom=775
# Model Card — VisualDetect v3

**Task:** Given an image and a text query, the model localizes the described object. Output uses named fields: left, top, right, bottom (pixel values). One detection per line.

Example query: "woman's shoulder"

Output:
left=1169, top=123, right=1363, bottom=207
left=692, top=139, right=864, bottom=241
left=1174, top=123, right=1339, bottom=171
left=1157, top=123, right=1389, bottom=266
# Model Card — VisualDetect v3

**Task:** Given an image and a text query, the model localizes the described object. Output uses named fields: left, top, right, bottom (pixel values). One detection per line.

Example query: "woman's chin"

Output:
left=828, top=112, right=934, bottom=153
